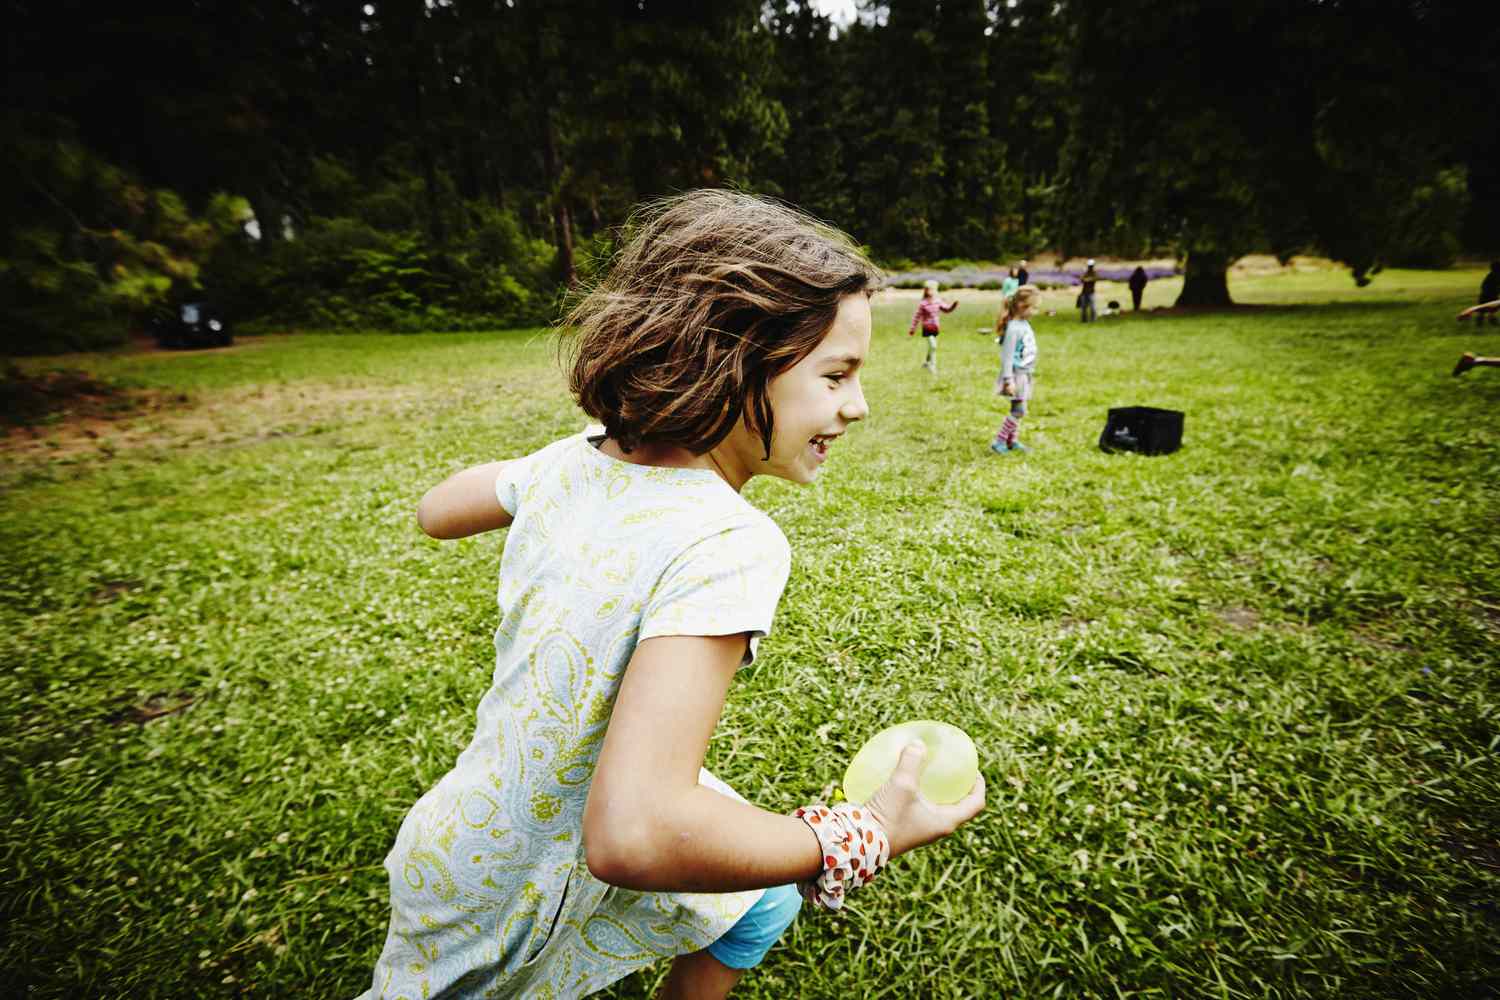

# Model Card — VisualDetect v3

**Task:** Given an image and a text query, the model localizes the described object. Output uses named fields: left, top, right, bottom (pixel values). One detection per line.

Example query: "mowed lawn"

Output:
left=3, top=265, right=1498, bottom=999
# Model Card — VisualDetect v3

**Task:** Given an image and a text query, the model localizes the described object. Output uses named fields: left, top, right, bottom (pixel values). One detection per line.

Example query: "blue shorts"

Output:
left=705, top=883, right=801, bottom=969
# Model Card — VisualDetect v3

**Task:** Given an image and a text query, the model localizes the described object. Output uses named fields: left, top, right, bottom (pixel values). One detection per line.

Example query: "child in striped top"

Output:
left=991, top=284, right=1041, bottom=454
left=908, top=279, right=959, bottom=374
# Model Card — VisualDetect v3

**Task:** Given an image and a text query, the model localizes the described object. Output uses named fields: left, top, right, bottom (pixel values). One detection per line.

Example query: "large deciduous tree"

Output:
left=1057, top=0, right=1468, bottom=306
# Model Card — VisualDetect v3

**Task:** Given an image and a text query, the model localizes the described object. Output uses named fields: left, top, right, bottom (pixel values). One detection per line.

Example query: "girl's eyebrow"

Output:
left=821, top=353, right=864, bottom=369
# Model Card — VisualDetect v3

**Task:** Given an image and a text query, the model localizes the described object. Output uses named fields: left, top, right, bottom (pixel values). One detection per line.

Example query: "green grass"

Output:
left=3, top=265, right=1499, bottom=998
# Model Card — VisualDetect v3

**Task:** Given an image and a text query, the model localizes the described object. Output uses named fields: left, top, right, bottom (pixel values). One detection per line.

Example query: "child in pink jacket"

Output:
left=908, top=279, right=959, bottom=374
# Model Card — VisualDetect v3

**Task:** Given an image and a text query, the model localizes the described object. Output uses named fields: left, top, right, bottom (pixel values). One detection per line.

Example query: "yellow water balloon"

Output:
left=842, top=720, right=979, bottom=805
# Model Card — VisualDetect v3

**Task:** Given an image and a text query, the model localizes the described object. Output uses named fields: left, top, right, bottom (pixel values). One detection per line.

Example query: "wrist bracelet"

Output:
left=793, top=802, right=891, bottom=911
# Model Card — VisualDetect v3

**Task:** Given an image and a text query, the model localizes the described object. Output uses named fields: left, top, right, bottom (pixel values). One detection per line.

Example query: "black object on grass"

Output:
left=150, top=301, right=232, bottom=350
left=1099, top=406, right=1183, bottom=455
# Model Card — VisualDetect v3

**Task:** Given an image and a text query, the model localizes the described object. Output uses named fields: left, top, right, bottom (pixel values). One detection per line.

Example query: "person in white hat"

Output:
left=908, top=278, right=960, bottom=374
left=1079, top=259, right=1100, bottom=324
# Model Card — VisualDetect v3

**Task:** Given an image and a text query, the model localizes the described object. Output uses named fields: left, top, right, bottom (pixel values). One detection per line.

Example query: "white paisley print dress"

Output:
left=359, top=432, right=792, bottom=999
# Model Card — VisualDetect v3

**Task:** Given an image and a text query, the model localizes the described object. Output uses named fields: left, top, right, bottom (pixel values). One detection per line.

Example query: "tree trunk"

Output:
left=542, top=108, right=576, bottom=286
left=1175, top=250, right=1233, bottom=307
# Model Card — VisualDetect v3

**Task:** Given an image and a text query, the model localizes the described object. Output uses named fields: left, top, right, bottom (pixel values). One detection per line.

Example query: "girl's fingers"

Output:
left=889, top=741, right=928, bottom=784
left=945, top=772, right=986, bottom=826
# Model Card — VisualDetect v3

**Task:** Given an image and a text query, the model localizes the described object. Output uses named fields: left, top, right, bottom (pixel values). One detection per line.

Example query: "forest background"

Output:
left=5, top=0, right=1500, bottom=355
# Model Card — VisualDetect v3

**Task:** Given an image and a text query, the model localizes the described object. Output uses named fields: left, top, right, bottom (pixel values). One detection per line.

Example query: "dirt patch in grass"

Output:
left=1230, top=254, right=1342, bottom=276
left=1472, top=601, right=1500, bottom=635
left=1054, top=616, right=1093, bottom=635
left=1354, top=626, right=1417, bottom=655
left=90, top=579, right=143, bottom=603
left=0, top=365, right=156, bottom=426
left=1439, top=833, right=1500, bottom=876
left=1217, top=607, right=1261, bottom=630
left=2, top=385, right=188, bottom=458
left=108, top=692, right=197, bottom=726
left=1, top=381, right=426, bottom=463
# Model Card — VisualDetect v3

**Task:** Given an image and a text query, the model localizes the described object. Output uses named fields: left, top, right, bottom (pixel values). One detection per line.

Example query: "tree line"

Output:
left=5, top=0, right=1496, bottom=352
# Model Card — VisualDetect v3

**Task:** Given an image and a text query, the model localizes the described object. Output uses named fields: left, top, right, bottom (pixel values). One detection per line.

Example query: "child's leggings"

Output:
left=994, top=372, right=1032, bottom=446
left=995, top=397, right=1026, bottom=446
left=923, top=334, right=937, bottom=370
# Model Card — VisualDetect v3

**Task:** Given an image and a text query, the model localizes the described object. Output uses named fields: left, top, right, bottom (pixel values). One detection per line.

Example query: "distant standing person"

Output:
left=908, top=279, right=959, bottom=374
left=1128, top=265, right=1148, bottom=311
left=1078, top=259, right=1099, bottom=323
left=991, top=284, right=1041, bottom=455
left=1476, top=262, right=1500, bottom=326
left=1000, top=267, right=1020, bottom=307
left=1016, top=259, right=1030, bottom=286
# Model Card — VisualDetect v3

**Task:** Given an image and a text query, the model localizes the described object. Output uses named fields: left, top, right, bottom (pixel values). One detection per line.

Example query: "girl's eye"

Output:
left=825, top=373, right=845, bottom=384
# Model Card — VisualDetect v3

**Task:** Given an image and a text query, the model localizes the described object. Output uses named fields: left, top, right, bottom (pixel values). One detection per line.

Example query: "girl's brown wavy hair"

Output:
left=560, top=189, right=879, bottom=457
left=998, top=284, right=1041, bottom=328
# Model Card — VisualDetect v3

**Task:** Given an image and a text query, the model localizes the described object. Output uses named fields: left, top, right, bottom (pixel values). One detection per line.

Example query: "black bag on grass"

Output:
left=1098, top=406, right=1183, bottom=455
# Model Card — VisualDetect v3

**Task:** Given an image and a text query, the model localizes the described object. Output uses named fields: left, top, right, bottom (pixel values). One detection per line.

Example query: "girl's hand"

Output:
left=1002, top=378, right=1014, bottom=395
left=863, top=742, right=986, bottom=859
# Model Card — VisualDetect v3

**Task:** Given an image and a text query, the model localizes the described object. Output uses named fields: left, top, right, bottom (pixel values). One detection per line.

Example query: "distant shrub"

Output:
left=2, top=119, right=243, bottom=354
left=204, top=203, right=561, bottom=333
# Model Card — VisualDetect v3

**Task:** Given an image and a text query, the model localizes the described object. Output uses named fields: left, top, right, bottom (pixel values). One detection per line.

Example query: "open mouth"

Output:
left=809, top=434, right=838, bottom=459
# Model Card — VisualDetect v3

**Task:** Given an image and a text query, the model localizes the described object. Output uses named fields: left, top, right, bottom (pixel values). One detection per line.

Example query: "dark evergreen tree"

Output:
left=764, top=2, right=856, bottom=230
left=935, top=0, right=995, bottom=258
left=8, top=0, right=1495, bottom=346
left=987, top=0, right=1069, bottom=254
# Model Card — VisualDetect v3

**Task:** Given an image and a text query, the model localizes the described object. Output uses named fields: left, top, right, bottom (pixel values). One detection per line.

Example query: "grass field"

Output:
left=3, top=265, right=1499, bottom=998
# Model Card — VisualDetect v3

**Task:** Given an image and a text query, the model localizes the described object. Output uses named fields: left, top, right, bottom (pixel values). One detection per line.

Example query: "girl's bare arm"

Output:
left=583, top=634, right=822, bottom=892
left=583, top=634, right=984, bottom=892
left=1458, top=299, right=1500, bottom=319
left=416, top=461, right=514, bottom=539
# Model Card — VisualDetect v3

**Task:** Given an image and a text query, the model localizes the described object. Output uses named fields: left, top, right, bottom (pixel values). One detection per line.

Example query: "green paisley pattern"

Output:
left=359, top=434, right=792, bottom=999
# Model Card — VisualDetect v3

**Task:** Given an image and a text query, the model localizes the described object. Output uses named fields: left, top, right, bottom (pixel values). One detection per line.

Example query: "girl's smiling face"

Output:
left=711, top=293, right=872, bottom=488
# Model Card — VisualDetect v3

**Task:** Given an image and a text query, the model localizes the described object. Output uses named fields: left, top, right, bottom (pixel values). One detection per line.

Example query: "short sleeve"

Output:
left=639, top=516, right=792, bottom=667
left=494, top=454, right=535, bottom=517
left=493, top=436, right=575, bottom=517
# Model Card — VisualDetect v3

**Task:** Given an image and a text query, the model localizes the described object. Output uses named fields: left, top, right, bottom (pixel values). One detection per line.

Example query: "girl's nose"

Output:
left=841, top=384, right=869, bottom=422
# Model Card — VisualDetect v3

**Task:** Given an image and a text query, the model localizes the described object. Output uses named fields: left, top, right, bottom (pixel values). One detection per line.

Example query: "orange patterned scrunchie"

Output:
left=793, top=802, right=891, bottom=911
